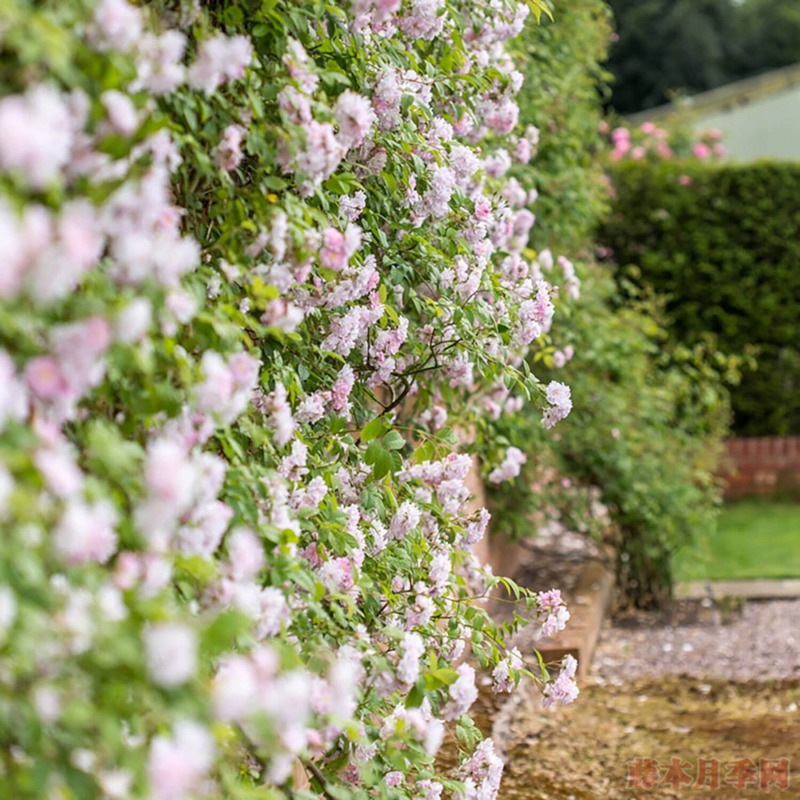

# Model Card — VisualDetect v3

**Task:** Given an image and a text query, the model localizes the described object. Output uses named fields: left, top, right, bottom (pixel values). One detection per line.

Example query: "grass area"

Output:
left=676, top=500, right=800, bottom=581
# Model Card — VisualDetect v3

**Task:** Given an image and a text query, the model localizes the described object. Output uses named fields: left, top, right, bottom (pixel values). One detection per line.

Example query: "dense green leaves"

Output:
left=512, top=0, right=613, bottom=252
left=484, top=0, right=731, bottom=608
left=600, top=160, right=800, bottom=436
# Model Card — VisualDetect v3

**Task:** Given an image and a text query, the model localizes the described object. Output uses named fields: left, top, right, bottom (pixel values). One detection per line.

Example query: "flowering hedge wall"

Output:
left=0, top=0, right=588, bottom=798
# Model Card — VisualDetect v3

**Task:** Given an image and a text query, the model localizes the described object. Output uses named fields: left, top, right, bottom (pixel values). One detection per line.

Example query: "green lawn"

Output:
left=675, top=500, right=800, bottom=581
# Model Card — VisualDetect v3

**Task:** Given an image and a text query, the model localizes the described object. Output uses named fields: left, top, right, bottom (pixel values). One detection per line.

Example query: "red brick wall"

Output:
left=723, top=437, right=800, bottom=499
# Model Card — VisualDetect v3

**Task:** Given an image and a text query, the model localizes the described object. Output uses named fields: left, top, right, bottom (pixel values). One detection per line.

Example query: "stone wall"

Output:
left=723, top=436, right=800, bottom=499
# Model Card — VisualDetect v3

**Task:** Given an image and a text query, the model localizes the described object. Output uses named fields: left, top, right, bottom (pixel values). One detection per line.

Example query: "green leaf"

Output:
left=200, top=610, right=250, bottom=659
left=373, top=447, right=393, bottom=480
left=430, top=667, right=459, bottom=686
left=412, top=440, right=435, bottom=463
left=224, top=5, right=244, bottom=25
left=360, top=416, right=387, bottom=443
left=263, top=176, right=288, bottom=191
left=95, top=134, right=132, bottom=159
left=529, top=0, right=555, bottom=23
left=85, top=421, right=143, bottom=482
left=382, top=430, right=406, bottom=451
left=405, top=681, right=425, bottom=709
left=364, top=440, right=383, bottom=465
left=174, top=554, right=217, bottom=585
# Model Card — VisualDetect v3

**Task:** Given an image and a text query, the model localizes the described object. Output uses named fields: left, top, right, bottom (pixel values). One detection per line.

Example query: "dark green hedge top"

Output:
left=600, top=160, right=800, bottom=435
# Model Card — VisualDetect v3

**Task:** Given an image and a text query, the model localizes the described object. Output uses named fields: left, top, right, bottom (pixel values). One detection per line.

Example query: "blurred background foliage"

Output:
left=604, top=0, right=800, bottom=114
left=483, top=0, right=734, bottom=608
left=600, top=160, right=800, bottom=437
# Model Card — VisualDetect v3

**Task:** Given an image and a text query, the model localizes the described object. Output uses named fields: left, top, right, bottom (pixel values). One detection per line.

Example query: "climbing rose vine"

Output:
left=0, top=0, right=578, bottom=797
left=605, top=120, right=726, bottom=164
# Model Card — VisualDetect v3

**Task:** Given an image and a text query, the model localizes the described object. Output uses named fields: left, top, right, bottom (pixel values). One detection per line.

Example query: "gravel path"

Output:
left=592, top=598, right=800, bottom=683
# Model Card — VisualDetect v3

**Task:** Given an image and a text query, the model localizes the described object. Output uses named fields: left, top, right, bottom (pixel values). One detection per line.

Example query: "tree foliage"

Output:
left=605, top=0, right=800, bottom=114
left=729, top=0, right=800, bottom=80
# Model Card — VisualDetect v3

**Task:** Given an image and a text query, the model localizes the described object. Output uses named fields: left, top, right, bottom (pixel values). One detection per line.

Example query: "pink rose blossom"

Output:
left=492, top=647, right=523, bottom=693
left=91, top=0, right=143, bottom=52
left=278, top=440, right=309, bottom=481
left=373, top=69, right=402, bottom=130
left=542, top=380, right=572, bottom=429
left=319, top=556, right=355, bottom=594
left=488, top=446, right=527, bottom=484
left=537, top=588, right=571, bottom=637
left=144, top=622, right=198, bottom=687
left=188, top=34, right=253, bottom=94
left=444, top=663, right=478, bottom=719
left=296, top=392, right=327, bottom=424
left=135, top=31, right=187, bottom=94
left=262, top=382, right=296, bottom=446
left=320, top=228, right=348, bottom=270
left=101, top=90, right=139, bottom=135
left=25, top=357, right=69, bottom=401
left=226, top=528, right=264, bottom=582
left=339, top=191, right=367, bottom=222
left=485, top=97, right=519, bottom=135
left=53, top=499, right=118, bottom=566
left=115, top=298, right=152, bottom=343
left=399, top=0, right=445, bottom=40
left=542, top=654, right=579, bottom=708
left=0, top=85, right=75, bottom=188
left=280, top=120, right=345, bottom=187
left=212, top=654, right=262, bottom=722
left=397, top=631, right=424, bottom=687
left=334, top=91, right=375, bottom=150
left=390, top=501, right=421, bottom=540
left=330, top=364, right=356, bottom=414
left=175, top=499, right=232, bottom=559
left=147, top=720, right=215, bottom=800
left=459, top=738, right=504, bottom=800
left=385, top=771, right=404, bottom=787
left=35, top=441, right=84, bottom=498
left=216, top=124, right=245, bottom=171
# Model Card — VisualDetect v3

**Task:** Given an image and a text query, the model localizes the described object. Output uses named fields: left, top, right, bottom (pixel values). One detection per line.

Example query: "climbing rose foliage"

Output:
left=0, top=0, right=576, bottom=797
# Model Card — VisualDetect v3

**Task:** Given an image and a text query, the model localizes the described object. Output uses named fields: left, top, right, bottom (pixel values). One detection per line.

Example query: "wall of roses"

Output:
left=0, top=0, right=596, bottom=798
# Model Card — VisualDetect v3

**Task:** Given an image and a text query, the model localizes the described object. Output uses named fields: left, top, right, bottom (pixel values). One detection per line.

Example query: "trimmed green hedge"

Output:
left=599, top=160, right=800, bottom=436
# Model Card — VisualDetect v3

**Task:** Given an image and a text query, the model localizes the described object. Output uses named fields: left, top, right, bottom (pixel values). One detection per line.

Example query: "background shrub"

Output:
left=487, top=265, right=731, bottom=608
left=511, top=0, right=612, bottom=253
left=599, top=160, right=800, bottom=436
left=481, top=1, right=732, bottom=609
